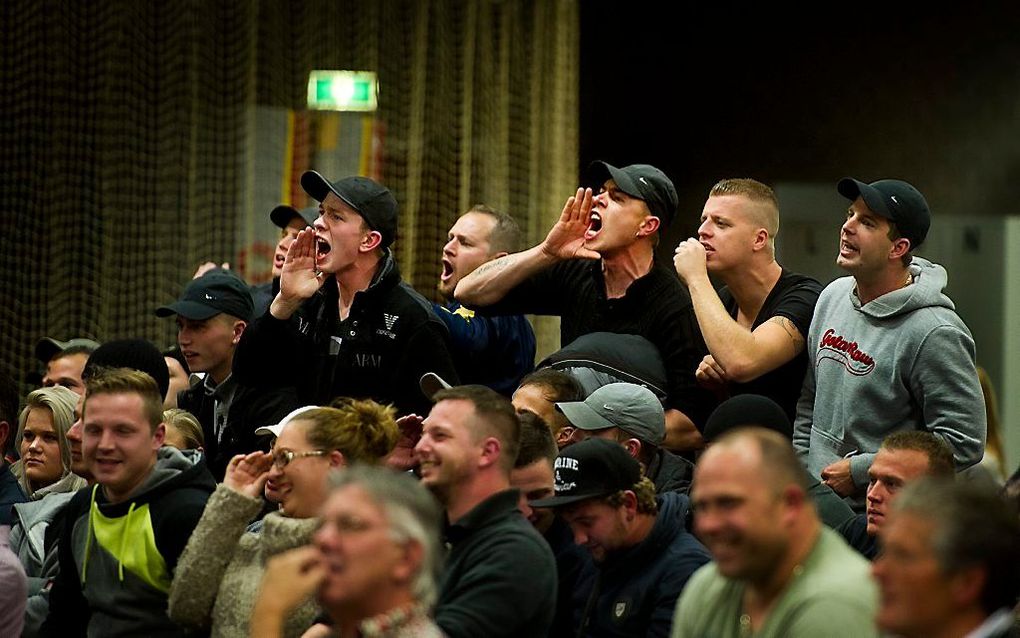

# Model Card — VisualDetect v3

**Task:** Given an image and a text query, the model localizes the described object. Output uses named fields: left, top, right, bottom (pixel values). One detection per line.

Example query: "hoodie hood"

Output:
left=853, top=257, right=955, bottom=319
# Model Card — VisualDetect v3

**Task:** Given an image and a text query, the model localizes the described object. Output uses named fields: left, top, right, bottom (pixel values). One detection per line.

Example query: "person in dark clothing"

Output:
left=39, top=368, right=215, bottom=638
left=435, top=205, right=535, bottom=396
left=533, top=438, right=710, bottom=637
left=0, top=371, right=27, bottom=525
left=557, top=382, right=694, bottom=494
left=414, top=385, right=556, bottom=638
left=35, top=337, right=101, bottom=396
left=157, top=272, right=299, bottom=480
left=455, top=161, right=715, bottom=453
left=233, top=171, right=459, bottom=418
left=512, top=368, right=585, bottom=448
left=674, top=178, right=821, bottom=423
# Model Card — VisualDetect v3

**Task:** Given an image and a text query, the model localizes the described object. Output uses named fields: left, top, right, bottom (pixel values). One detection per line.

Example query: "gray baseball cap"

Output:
left=555, top=382, right=665, bottom=445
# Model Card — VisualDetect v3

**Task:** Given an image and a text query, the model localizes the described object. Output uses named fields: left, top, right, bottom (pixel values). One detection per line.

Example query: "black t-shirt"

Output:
left=717, top=269, right=822, bottom=422
left=483, top=259, right=716, bottom=428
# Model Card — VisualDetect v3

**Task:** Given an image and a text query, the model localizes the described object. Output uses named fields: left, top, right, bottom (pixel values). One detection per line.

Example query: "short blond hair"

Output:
left=85, top=368, right=164, bottom=431
left=710, top=178, right=780, bottom=250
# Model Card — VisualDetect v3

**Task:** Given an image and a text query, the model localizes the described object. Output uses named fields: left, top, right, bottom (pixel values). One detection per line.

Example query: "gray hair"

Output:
left=892, top=477, right=1020, bottom=614
left=327, top=465, right=444, bottom=607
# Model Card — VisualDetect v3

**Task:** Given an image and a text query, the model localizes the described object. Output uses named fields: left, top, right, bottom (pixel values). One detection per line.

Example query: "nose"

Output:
left=867, top=484, right=886, bottom=505
left=267, top=459, right=284, bottom=480
left=443, top=238, right=457, bottom=256
left=28, top=436, right=42, bottom=452
left=178, top=327, right=190, bottom=346
left=516, top=492, right=532, bottom=518
left=313, top=215, right=326, bottom=231
left=97, top=428, right=117, bottom=451
left=68, top=419, right=82, bottom=443
left=698, top=219, right=711, bottom=238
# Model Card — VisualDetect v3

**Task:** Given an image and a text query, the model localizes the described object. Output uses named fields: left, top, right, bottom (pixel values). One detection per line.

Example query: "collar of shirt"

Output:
left=963, top=608, right=1017, bottom=638
left=444, top=489, right=521, bottom=544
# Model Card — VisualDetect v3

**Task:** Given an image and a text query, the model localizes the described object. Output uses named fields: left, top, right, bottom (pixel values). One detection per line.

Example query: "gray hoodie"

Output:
left=793, top=257, right=986, bottom=490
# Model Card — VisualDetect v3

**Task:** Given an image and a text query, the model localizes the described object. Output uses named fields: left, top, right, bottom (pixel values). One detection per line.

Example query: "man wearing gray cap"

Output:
left=793, top=178, right=985, bottom=505
left=234, top=171, right=458, bottom=419
left=557, top=382, right=694, bottom=494
left=532, top=438, right=709, bottom=637
left=35, top=337, right=100, bottom=396
left=455, top=162, right=715, bottom=453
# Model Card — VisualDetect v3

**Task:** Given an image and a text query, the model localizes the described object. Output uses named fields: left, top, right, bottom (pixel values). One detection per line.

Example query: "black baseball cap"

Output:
left=531, top=438, right=642, bottom=508
left=837, top=178, right=931, bottom=250
left=300, top=171, right=398, bottom=249
left=269, top=204, right=317, bottom=229
left=584, top=161, right=679, bottom=229
left=35, top=337, right=101, bottom=364
left=703, top=394, right=792, bottom=443
left=155, top=271, right=254, bottom=322
left=84, top=338, right=171, bottom=400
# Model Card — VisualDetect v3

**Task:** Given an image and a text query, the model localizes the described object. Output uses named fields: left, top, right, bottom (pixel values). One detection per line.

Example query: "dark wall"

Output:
left=579, top=3, right=1020, bottom=247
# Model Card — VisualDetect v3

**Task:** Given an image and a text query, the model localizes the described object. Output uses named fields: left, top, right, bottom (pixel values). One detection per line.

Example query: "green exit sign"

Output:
left=307, top=71, right=378, bottom=111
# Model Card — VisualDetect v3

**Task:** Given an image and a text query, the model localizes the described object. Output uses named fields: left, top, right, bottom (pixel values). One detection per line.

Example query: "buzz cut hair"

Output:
left=709, top=178, right=781, bottom=242
left=465, top=204, right=522, bottom=255
left=433, top=385, right=521, bottom=473
left=880, top=430, right=955, bottom=478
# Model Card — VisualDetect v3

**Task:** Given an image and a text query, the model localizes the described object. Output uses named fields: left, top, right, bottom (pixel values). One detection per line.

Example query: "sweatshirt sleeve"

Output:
left=233, top=309, right=314, bottom=391
left=912, top=324, right=986, bottom=470
left=38, top=496, right=89, bottom=638
left=167, top=484, right=264, bottom=629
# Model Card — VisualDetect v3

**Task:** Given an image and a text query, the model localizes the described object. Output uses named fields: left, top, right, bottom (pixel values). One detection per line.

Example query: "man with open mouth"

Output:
left=792, top=177, right=985, bottom=509
left=455, top=161, right=715, bottom=454
left=234, top=171, right=458, bottom=418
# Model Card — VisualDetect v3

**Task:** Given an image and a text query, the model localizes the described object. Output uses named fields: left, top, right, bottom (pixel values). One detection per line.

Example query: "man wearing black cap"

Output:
left=234, top=171, right=457, bottom=418
left=792, top=178, right=984, bottom=504
left=157, top=271, right=299, bottom=479
left=673, top=178, right=821, bottom=422
left=455, top=162, right=714, bottom=452
left=35, top=337, right=100, bottom=396
left=532, top=438, right=709, bottom=637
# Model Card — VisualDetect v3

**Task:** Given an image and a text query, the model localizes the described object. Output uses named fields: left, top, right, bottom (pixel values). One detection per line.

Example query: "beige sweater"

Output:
left=168, top=484, right=320, bottom=638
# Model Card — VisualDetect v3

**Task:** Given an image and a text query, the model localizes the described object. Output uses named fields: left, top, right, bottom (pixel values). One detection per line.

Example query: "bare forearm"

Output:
left=663, top=408, right=704, bottom=453
left=686, top=275, right=759, bottom=372
left=454, top=244, right=558, bottom=306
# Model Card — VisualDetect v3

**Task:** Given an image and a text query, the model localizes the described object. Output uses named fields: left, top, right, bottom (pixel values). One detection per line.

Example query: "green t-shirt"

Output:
left=671, top=527, right=878, bottom=638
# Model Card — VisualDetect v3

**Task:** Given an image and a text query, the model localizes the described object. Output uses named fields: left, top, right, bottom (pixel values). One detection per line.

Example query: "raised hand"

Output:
left=223, top=451, right=274, bottom=499
left=385, top=413, right=424, bottom=471
left=541, top=188, right=600, bottom=261
left=673, top=238, right=708, bottom=285
left=279, top=229, right=327, bottom=302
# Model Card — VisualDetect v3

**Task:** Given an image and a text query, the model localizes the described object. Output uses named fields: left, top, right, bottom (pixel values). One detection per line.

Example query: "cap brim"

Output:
left=837, top=177, right=893, bottom=219
left=555, top=400, right=617, bottom=431
left=300, top=170, right=363, bottom=219
left=35, top=338, right=65, bottom=363
left=254, top=424, right=282, bottom=437
left=583, top=161, right=643, bottom=200
left=155, top=301, right=220, bottom=321
left=269, top=205, right=301, bottom=229
left=531, top=490, right=610, bottom=509
left=420, top=372, right=453, bottom=400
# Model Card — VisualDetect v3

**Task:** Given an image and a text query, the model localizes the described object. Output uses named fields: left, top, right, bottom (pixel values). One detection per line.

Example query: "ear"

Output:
left=232, top=320, right=247, bottom=344
left=949, top=565, right=987, bottom=608
left=621, top=438, right=642, bottom=460
left=477, top=436, right=502, bottom=470
left=779, top=484, right=806, bottom=525
left=752, top=228, right=769, bottom=252
left=490, top=250, right=509, bottom=260
left=0, top=420, right=9, bottom=451
left=637, top=215, right=661, bottom=238
left=889, top=237, right=911, bottom=260
left=555, top=426, right=575, bottom=448
left=152, top=423, right=167, bottom=449
left=361, top=230, right=383, bottom=253
left=393, top=538, right=424, bottom=585
left=329, top=450, right=345, bottom=469
left=621, top=490, right=639, bottom=520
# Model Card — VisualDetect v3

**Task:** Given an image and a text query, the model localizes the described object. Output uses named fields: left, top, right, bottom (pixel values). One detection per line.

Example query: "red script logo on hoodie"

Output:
left=818, top=328, right=875, bottom=376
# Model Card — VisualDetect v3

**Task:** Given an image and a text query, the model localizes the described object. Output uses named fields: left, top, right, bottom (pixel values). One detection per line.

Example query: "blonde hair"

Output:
left=85, top=368, right=164, bottom=431
left=162, top=408, right=205, bottom=450
left=299, top=399, right=399, bottom=463
left=16, top=385, right=79, bottom=496
left=709, top=178, right=780, bottom=254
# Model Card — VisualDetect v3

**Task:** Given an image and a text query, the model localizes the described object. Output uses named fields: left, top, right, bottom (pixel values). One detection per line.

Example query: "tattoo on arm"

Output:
left=767, top=316, right=802, bottom=344
left=472, top=254, right=515, bottom=277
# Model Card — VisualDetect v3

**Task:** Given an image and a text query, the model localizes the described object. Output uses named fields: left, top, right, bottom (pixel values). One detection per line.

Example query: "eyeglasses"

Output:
left=272, top=449, right=327, bottom=468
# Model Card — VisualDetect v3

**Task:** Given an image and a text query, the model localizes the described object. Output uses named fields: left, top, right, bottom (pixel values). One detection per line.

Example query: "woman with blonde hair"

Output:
left=169, top=399, right=399, bottom=638
left=162, top=408, right=205, bottom=451
left=14, top=385, right=85, bottom=499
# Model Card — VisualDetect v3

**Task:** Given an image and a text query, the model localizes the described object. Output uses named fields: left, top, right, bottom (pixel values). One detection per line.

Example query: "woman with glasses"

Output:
left=168, top=400, right=399, bottom=638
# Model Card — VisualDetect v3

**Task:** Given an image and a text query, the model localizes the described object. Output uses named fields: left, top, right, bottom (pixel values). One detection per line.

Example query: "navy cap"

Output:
left=155, top=271, right=254, bottom=322
left=269, top=204, right=317, bottom=229
left=584, top=161, right=678, bottom=229
left=837, top=177, right=931, bottom=250
left=530, top=438, right=642, bottom=508
left=301, top=171, right=398, bottom=249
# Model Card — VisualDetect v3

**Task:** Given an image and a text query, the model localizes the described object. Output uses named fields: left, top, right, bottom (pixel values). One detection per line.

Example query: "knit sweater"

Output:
left=168, top=484, right=320, bottom=638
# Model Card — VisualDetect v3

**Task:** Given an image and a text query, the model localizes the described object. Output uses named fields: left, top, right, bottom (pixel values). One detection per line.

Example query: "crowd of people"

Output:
left=0, top=161, right=1017, bottom=638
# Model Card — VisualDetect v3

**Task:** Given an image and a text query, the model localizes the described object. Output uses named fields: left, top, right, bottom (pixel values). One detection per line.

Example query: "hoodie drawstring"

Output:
left=118, top=502, right=137, bottom=582
left=80, top=486, right=138, bottom=584
left=81, top=484, right=100, bottom=584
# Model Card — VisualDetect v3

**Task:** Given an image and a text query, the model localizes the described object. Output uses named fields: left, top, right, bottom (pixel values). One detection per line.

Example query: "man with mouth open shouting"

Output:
left=792, top=178, right=984, bottom=507
left=234, top=171, right=458, bottom=418
left=673, top=179, right=822, bottom=424
left=455, top=162, right=715, bottom=452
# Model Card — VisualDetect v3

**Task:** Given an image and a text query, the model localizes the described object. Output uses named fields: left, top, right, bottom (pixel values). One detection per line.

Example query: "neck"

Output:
left=336, top=254, right=384, bottom=309
left=208, top=359, right=233, bottom=385
left=921, top=609, right=993, bottom=638
left=625, top=512, right=656, bottom=547
left=747, top=517, right=819, bottom=608
left=719, top=259, right=783, bottom=317
left=334, top=591, right=418, bottom=638
left=445, top=472, right=509, bottom=523
left=601, top=246, right=654, bottom=298
left=853, top=265, right=911, bottom=304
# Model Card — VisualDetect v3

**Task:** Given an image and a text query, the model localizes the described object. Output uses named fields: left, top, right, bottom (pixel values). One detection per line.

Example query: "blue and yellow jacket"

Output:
left=39, top=447, right=215, bottom=638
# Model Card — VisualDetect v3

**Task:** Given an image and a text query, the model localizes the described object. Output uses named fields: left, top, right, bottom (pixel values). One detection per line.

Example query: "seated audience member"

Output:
left=250, top=465, right=446, bottom=638
left=13, top=386, right=86, bottom=499
left=169, top=400, right=398, bottom=638
left=455, top=161, right=716, bottom=452
left=702, top=394, right=855, bottom=530
left=35, top=337, right=100, bottom=395
left=539, top=331, right=669, bottom=402
left=512, top=368, right=584, bottom=447
left=161, top=409, right=205, bottom=451
left=157, top=271, right=300, bottom=480
left=0, top=372, right=28, bottom=525
left=510, top=411, right=587, bottom=636
left=873, top=479, right=1020, bottom=638
left=672, top=428, right=877, bottom=638
left=162, top=347, right=191, bottom=409
left=414, top=385, right=556, bottom=637
left=673, top=179, right=821, bottom=421
left=234, top=171, right=459, bottom=418
left=0, top=525, right=28, bottom=637
left=532, top=438, right=709, bottom=637
left=557, top=382, right=694, bottom=494
left=838, top=430, right=955, bottom=560
left=435, top=204, right=535, bottom=395
left=40, top=368, right=215, bottom=638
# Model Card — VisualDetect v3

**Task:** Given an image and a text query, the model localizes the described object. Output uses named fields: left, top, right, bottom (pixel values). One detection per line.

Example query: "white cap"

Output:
left=255, top=405, right=319, bottom=438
